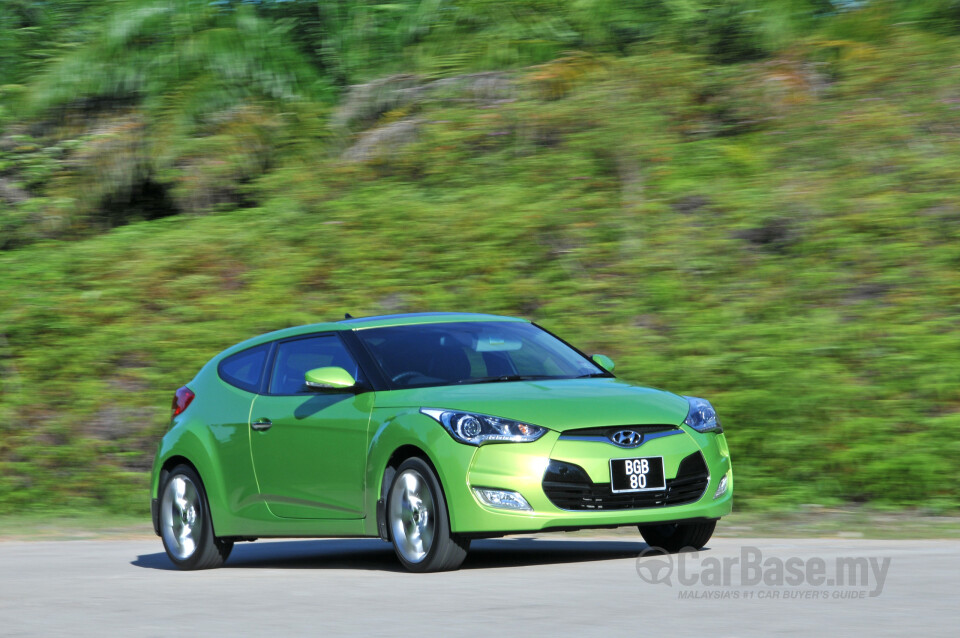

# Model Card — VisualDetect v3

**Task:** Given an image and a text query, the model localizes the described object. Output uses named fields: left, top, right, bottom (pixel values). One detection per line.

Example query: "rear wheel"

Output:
left=159, top=464, right=233, bottom=570
left=387, top=458, right=470, bottom=572
left=638, top=520, right=716, bottom=553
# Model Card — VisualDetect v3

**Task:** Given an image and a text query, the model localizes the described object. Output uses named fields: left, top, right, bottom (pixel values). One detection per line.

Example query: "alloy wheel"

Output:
left=161, top=474, right=202, bottom=561
left=388, top=469, right=437, bottom=564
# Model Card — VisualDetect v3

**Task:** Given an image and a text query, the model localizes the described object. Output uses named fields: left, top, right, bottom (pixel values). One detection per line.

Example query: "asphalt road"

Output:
left=1, top=535, right=956, bottom=636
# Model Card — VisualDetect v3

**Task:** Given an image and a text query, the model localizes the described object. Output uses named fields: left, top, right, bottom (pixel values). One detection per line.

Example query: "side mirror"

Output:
left=304, top=367, right=357, bottom=390
left=591, top=354, right=615, bottom=372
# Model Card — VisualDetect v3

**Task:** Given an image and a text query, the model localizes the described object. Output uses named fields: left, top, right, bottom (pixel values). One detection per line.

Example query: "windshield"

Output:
left=355, top=321, right=609, bottom=389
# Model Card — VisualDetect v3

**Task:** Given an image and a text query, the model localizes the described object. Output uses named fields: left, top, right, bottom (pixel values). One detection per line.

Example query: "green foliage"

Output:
left=0, top=1, right=333, bottom=231
left=893, top=0, right=960, bottom=34
left=0, top=0, right=108, bottom=85
left=25, top=1, right=328, bottom=117
left=250, top=0, right=836, bottom=77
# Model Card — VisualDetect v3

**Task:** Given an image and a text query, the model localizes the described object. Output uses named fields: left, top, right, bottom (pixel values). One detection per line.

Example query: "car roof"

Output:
left=338, top=312, right=523, bottom=329
left=215, top=312, right=527, bottom=360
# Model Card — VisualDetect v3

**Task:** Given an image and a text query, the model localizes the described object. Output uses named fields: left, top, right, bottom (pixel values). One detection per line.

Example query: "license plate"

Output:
left=609, top=456, right=665, bottom=493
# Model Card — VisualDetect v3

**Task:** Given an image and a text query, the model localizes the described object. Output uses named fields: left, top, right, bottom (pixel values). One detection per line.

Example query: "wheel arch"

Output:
left=377, top=443, right=462, bottom=541
left=365, top=409, right=478, bottom=537
left=153, top=426, right=230, bottom=537
left=158, top=455, right=199, bottom=490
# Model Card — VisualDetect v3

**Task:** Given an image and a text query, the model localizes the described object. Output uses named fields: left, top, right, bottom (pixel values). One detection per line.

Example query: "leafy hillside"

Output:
left=1, top=1, right=959, bottom=514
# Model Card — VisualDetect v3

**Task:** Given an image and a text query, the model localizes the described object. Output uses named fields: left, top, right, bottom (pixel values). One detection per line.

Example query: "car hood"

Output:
left=374, top=378, right=689, bottom=432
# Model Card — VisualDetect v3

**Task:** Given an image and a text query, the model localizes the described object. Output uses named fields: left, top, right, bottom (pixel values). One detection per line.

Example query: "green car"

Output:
left=151, top=313, right=732, bottom=572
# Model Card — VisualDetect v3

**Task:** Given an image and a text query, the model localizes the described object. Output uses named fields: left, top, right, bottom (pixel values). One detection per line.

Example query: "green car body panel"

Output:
left=151, top=313, right=732, bottom=543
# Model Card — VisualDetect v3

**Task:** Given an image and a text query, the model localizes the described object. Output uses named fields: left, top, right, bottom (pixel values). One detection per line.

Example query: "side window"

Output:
left=219, top=344, right=270, bottom=393
left=269, top=334, right=361, bottom=395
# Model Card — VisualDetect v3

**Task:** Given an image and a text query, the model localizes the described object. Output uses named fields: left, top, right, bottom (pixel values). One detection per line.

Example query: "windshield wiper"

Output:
left=574, top=372, right=610, bottom=378
left=458, top=374, right=553, bottom=385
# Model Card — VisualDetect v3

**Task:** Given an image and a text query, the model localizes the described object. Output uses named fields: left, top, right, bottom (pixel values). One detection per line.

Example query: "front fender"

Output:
left=363, top=409, right=477, bottom=536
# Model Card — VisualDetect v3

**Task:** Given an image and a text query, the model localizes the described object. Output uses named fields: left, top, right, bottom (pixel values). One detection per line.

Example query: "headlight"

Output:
left=683, top=396, right=722, bottom=433
left=420, top=408, right=548, bottom=446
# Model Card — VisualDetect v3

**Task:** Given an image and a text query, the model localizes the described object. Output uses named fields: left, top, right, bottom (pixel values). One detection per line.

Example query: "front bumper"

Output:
left=444, top=425, right=733, bottom=535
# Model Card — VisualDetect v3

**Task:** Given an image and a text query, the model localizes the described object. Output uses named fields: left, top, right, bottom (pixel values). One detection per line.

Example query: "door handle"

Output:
left=251, top=419, right=273, bottom=431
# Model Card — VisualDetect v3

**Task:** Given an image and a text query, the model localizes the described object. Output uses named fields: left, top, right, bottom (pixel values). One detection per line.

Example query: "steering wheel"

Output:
left=391, top=371, right=422, bottom=385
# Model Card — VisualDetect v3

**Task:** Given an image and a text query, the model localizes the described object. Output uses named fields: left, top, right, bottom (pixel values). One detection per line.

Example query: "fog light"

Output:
left=714, top=473, right=728, bottom=499
left=473, top=488, right=532, bottom=511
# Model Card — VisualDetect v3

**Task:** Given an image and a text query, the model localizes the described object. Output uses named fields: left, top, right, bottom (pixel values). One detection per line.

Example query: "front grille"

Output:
left=542, top=453, right=709, bottom=511
left=557, top=424, right=683, bottom=448
left=559, top=424, right=679, bottom=438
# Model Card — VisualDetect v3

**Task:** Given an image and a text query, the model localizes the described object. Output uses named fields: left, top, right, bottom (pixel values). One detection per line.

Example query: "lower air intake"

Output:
left=542, top=453, right=709, bottom=511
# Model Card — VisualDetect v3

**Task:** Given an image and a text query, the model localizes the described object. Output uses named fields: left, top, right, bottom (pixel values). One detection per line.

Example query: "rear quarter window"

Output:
left=218, top=344, right=270, bottom=392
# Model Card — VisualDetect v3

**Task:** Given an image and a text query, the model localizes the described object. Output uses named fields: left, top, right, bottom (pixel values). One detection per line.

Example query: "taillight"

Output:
left=172, top=386, right=195, bottom=418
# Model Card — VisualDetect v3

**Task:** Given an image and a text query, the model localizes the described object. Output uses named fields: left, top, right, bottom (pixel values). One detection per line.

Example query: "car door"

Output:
left=249, top=333, right=373, bottom=519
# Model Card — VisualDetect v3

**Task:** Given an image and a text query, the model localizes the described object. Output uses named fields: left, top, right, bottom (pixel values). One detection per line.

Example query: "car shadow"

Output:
left=131, top=537, right=667, bottom=572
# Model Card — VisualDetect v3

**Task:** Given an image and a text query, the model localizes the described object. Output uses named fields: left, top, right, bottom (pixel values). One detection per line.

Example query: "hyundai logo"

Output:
left=610, top=429, right=643, bottom=447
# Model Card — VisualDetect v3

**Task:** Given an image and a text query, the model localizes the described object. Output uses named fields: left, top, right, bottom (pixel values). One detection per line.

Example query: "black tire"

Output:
left=159, top=464, right=233, bottom=570
left=387, top=457, right=470, bottom=572
left=638, top=520, right=717, bottom=553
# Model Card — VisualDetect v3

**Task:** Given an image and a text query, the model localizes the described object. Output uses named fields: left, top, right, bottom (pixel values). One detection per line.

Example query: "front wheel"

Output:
left=639, top=520, right=716, bottom=553
left=387, top=458, right=470, bottom=572
left=159, top=464, right=233, bottom=570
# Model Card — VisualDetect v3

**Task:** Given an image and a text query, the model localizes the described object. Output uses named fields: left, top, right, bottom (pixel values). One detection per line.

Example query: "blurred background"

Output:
left=0, top=0, right=958, bottom=524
